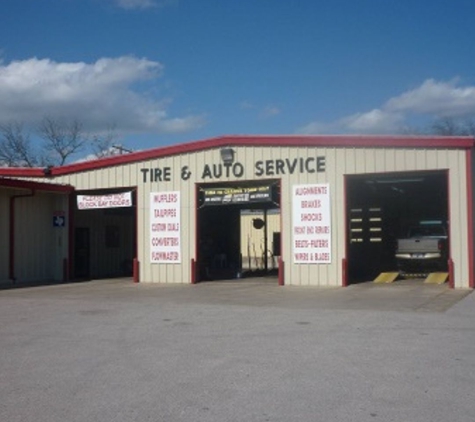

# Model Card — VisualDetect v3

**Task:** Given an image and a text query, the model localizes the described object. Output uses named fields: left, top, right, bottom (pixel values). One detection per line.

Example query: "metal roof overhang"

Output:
left=0, top=177, right=74, bottom=193
left=0, top=134, right=473, bottom=178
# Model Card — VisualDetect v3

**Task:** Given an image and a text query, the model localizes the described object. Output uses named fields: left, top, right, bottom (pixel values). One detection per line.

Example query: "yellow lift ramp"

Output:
left=424, top=272, right=449, bottom=284
left=373, top=272, right=399, bottom=283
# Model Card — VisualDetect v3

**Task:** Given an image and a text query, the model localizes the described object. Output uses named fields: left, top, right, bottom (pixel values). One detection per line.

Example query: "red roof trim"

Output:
left=0, top=167, right=46, bottom=177
left=1, top=135, right=474, bottom=177
left=0, top=177, right=74, bottom=193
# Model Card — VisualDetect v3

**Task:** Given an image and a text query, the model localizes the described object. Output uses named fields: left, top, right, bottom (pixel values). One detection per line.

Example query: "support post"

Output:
left=264, top=209, right=268, bottom=273
left=448, top=258, right=454, bottom=289
left=62, top=258, right=69, bottom=283
left=342, top=258, right=348, bottom=287
left=278, top=257, right=284, bottom=286
left=133, top=258, right=140, bottom=283
left=191, top=258, right=197, bottom=284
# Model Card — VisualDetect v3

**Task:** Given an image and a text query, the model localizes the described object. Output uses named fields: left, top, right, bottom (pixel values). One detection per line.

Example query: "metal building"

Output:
left=1, top=135, right=474, bottom=289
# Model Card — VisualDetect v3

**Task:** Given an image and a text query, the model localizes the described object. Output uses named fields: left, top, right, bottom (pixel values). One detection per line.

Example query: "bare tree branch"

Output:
left=89, top=124, right=121, bottom=158
left=38, top=117, right=86, bottom=165
left=463, top=118, right=475, bottom=136
left=0, top=122, right=40, bottom=167
left=0, top=118, right=129, bottom=167
left=430, top=117, right=468, bottom=136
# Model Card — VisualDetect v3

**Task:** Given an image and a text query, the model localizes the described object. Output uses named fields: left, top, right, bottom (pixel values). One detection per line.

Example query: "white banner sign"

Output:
left=77, top=192, right=132, bottom=210
left=292, top=184, right=331, bottom=264
left=150, top=191, right=181, bottom=263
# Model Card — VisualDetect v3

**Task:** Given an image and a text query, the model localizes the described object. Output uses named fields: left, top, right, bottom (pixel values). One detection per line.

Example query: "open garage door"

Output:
left=196, top=182, right=280, bottom=282
left=346, top=171, right=449, bottom=284
left=73, top=189, right=137, bottom=280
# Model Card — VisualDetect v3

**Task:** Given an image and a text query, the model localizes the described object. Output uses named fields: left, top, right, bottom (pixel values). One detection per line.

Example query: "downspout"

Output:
left=263, top=208, right=268, bottom=273
left=9, top=189, right=35, bottom=282
left=67, top=191, right=75, bottom=282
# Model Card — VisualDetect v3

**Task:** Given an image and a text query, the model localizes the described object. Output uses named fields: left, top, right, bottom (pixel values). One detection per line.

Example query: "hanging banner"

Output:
left=202, top=185, right=272, bottom=206
left=292, top=184, right=331, bottom=264
left=150, top=191, right=181, bottom=263
left=77, top=192, right=132, bottom=210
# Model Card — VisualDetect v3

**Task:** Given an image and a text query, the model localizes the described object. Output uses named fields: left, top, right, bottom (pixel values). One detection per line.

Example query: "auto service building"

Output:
left=1, top=135, right=474, bottom=289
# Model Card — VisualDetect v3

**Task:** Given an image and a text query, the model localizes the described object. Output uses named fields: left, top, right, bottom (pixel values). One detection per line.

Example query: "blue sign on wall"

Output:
left=53, top=214, right=65, bottom=227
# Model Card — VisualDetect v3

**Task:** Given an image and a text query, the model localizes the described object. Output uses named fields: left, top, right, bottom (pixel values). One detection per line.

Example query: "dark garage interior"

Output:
left=197, top=182, right=280, bottom=282
left=346, top=171, right=448, bottom=284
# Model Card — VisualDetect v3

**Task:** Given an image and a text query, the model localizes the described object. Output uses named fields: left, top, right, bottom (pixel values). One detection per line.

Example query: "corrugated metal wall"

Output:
left=0, top=189, right=69, bottom=283
left=240, top=211, right=280, bottom=272
left=0, top=190, right=10, bottom=282
left=53, top=145, right=471, bottom=288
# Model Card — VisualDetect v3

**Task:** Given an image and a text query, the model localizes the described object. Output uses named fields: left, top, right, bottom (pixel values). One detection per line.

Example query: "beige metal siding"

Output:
left=448, top=152, right=469, bottom=289
left=53, top=145, right=471, bottom=288
left=0, top=190, right=69, bottom=283
left=0, top=190, right=9, bottom=282
left=240, top=211, right=280, bottom=272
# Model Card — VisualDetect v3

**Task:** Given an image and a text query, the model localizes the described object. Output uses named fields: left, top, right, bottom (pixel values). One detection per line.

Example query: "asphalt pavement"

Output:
left=1, top=278, right=474, bottom=422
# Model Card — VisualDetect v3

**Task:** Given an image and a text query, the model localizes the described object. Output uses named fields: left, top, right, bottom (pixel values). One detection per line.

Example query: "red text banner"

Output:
left=77, top=192, right=132, bottom=210
left=150, top=191, right=181, bottom=264
left=292, top=184, right=331, bottom=264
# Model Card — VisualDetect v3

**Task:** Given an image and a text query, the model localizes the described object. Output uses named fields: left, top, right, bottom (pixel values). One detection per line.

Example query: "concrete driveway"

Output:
left=1, top=278, right=474, bottom=422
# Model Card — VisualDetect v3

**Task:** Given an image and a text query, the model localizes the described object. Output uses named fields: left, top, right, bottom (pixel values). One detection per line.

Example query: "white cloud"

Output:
left=74, top=145, right=137, bottom=163
left=239, top=101, right=281, bottom=118
left=297, top=121, right=333, bottom=134
left=239, top=100, right=255, bottom=110
left=386, top=79, right=475, bottom=117
left=116, top=0, right=155, bottom=9
left=160, top=116, right=206, bottom=132
left=260, top=106, right=281, bottom=118
left=297, top=109, right=404, bottom=135
left=0, top=56, right=204, bottom=135
left=298, top=78, right=475, bottom=134
left=113, top=0, right=176, bottom=10
left=341, top=109, right=404, bottom=133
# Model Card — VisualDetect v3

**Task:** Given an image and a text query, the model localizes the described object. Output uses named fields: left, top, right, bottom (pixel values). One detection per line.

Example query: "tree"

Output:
left=430, top=117, right=475, bottom=136
left=38, top=117, right=86, bottom=166
left=0, top=122, right=40, bottom=167
left=400, top=117, right=475, bottom=137
left=0, top=118, right=126, bottom=167
left=430, top=117, right=474, bottom=136
left=89, top=124, right=120, bottom=159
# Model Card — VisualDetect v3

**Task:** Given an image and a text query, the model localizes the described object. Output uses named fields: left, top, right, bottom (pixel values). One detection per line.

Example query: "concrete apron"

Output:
left=1, top=276, right=471, bottom=313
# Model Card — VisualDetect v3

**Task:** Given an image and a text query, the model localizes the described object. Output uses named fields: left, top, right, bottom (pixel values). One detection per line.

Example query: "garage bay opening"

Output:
left=346, top=171, right=449, bottom=284
left=73, top=188, right=137, bottom=280
left=197, top=182, right=281, bottom=282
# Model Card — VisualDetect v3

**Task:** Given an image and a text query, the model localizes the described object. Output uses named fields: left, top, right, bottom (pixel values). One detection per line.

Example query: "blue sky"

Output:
left=1, top=0, right=475, bottom=153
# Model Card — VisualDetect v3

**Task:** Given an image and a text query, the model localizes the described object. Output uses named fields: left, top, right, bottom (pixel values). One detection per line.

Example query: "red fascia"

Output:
left=0, top=167, right=45, bottom=177
left=0, top=177, right=74, bottom=193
